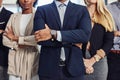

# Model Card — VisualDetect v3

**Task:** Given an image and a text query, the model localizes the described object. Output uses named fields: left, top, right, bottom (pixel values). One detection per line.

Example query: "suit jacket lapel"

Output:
left=63, top=1, right=73, bottom=28
left=0, top=8, right=6, bottom=25
left=50, top=2, right=61, bottom=28
left=0, top=8, right=5, bottom=17
left=24, top=14, right=33, bottom=36
left=14, top=13, right=21, bottom=36
left=14, top=13, right=33, bottom=36
left=0, top=7, right=8, bottom=21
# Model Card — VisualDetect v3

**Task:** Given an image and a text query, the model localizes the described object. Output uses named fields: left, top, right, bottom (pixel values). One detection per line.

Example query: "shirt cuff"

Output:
left=18, top=37, right=24, bottom=45
left=56, top=31, right=62, bottom=41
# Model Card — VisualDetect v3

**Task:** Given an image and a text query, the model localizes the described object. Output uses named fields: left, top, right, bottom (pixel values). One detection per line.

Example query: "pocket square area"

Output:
left=0, top=22, right=5, bottom=24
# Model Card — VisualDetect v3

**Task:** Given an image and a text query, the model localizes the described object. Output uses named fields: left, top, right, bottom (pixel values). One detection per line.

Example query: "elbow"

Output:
left=81, top=37, right=89, bottom=43
left=83, top=30, right=91, bottom=43
left=81, top=34, right=90, bottom=43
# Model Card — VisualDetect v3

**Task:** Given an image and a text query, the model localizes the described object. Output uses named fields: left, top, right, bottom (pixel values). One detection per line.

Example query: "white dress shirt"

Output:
left=55, top=0, right=69, bottom=61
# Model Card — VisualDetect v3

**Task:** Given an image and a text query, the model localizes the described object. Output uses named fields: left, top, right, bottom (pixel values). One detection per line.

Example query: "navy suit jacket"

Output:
left=0, top=7, right=12, bottom=67
left=34, top=1, right=91, bottom=77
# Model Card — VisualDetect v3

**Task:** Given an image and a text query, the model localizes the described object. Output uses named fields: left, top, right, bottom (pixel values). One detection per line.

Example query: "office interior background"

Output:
left=3, top=0, right=117, bottom=13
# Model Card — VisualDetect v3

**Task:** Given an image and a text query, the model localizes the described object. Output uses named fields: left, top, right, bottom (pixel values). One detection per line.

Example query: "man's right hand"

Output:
left=75, top=43, right=82, bottom=49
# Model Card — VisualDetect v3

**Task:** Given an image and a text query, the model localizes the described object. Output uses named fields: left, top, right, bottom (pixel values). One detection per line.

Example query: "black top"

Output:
left=89, top=23, right=114, bottom=57
left=0, top=7, right=13, bottom=67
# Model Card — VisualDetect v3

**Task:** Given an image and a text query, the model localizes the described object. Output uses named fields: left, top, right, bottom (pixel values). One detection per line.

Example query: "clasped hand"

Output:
left=83, top=57, right=96, bottom=74
left=3, top=26, right=18, bottom=41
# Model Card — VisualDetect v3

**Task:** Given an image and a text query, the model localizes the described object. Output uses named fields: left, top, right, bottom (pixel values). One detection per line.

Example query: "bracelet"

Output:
left=97, top=49, right=105, bottom=58
left=93, top=54, right=101, bottom=62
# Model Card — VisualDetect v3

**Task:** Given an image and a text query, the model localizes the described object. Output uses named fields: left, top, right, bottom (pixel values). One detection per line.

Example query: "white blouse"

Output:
left=20, top=13, right=32, bottom=36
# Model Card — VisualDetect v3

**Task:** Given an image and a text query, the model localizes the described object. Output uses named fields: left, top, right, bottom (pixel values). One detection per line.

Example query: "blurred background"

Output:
left=3, top=0, right=117, bottom=13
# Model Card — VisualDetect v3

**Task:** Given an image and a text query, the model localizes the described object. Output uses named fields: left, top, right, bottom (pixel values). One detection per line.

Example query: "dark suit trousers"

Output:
left=107, top=52, right=120, bottom=80
left=40, top=66, right=85, bottom=80
left=0, top=66, right=8, bottom=80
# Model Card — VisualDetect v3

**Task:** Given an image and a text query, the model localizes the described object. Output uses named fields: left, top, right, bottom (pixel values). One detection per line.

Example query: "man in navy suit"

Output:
left=0, top=0, right=13, bottom=80
left=34, top=0, right=91, bottom=80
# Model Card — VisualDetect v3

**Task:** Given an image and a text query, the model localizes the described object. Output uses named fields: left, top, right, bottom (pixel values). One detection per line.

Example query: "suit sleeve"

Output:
left=34, top=7, right=45, bottom=31
left=61, top=7, right=91, bottom=43
left=34, top=7, right=60, bottom=47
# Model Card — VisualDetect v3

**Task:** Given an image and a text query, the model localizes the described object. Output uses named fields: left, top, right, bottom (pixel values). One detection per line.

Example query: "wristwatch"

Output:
left=51, top=30, right=57, bottom=41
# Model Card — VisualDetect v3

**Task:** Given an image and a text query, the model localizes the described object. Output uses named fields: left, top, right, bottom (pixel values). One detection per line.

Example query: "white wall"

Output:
left=3, top=0, right=118, bottom=13
left=38, top=0, right=84, bottom=6
left=3, top=4, right=18, bottom=13
left=3, top=0, right=85, bottom=13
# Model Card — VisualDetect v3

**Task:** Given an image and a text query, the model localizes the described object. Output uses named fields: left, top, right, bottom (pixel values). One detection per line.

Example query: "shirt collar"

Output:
left=55, top=0, right=69, bottom=7
left=0, top=6, right=3, bottom=12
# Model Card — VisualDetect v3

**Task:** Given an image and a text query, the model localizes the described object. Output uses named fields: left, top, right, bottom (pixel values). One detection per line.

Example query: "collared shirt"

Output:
left=55, top=0, right=69, bottom=7
left=55, top=0, right=69, bottom=26
left=55, top=0, right=69, bottom=13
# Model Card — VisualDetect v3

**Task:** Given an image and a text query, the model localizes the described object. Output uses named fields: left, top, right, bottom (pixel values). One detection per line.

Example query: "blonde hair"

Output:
left=85, top=0, right=115, bottom=32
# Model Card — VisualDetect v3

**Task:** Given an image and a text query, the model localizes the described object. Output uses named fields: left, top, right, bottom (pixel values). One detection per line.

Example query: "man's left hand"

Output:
left=34, top=24, right=52, bottom=42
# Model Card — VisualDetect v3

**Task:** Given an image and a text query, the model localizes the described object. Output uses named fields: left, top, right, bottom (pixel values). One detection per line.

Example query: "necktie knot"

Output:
left=59, top=3, right=66, bottom=8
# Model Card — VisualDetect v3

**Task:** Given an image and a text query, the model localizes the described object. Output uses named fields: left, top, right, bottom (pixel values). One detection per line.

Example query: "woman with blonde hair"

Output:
left=83, top=0, right=114, bottom=80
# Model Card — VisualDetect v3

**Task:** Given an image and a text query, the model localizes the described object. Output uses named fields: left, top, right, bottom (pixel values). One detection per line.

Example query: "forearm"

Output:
left=3, top=36, right=18, bottom=50
left=50, top=29, right=90, bottom=43
left=61, top=29, right=90, bottom=44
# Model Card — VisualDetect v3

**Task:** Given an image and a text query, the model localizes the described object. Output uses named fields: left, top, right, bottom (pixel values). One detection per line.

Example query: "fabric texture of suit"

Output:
left=0, top=7, right=12, bottom=67
left=34, top=1, right=91, bottom=78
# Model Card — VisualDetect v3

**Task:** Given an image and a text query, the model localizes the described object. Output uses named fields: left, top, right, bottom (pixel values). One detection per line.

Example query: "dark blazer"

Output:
left=34, top=1, right=91, bottom=77
left=89, top=23, right=114, bottom=57
left=0, top=7, right=12, bottom=67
